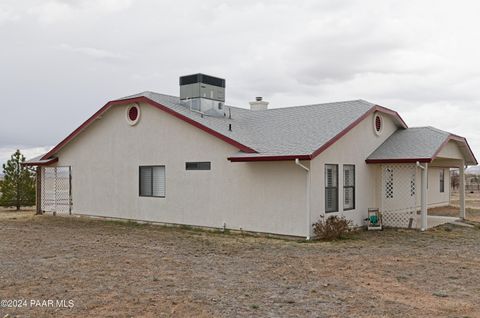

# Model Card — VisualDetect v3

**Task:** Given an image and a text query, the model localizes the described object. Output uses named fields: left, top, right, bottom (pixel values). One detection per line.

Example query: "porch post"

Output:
left=459, top=162, right=466, bottom=219
left=35, top=166, right=42, bottom=215
left=421, top=163, right=428, bottom=231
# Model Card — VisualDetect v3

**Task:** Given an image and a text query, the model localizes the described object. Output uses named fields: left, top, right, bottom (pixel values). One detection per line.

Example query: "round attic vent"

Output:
left=126, top=104, right=140, bottom=126
left=374, top=113, right=383, bottom=135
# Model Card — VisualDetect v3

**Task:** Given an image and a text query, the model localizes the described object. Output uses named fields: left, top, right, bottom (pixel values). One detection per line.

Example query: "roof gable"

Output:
left=366, top=127, right=477, bottom=165
left=38, top=91, right=408, bottom=162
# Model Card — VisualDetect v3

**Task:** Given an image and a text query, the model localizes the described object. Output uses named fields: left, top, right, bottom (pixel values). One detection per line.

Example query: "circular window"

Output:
left=374, top=113, right=383, bottom=135
left=126, top=104, right=140, bottom=126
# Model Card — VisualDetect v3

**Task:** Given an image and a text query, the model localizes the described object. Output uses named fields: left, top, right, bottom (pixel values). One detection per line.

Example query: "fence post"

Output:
left=53, top=167, right=57, bottom=215
left=69, top=166, right=72, bottom=215
left=35, top=166, right=42, bottom=214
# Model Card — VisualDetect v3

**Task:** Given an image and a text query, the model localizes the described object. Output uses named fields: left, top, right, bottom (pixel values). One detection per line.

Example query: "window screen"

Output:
left=325, top=164, right=338, bottom=213
left=186, top=162, right=211, bottom=170
left=139, top=166, right=165, bottom=197
left=343, top=165, right=355, bottom=210
left=440, top=169, right=445, bottom=193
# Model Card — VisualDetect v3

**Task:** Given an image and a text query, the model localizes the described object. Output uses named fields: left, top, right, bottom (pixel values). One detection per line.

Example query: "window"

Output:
left=126, top=104, right=140, bottom=126
left=325, top=164, right=338, bottom=213
left=343, top=165, right=355, bottom=210
left=186, top=162, right=211, bottom=170
left=128, top=106, right=138, bottom=121
left=440, top=169, right=445, bottom=193
left=139, top=166, right=165, bottom=197
left=374, top=113, right=383, bottom=135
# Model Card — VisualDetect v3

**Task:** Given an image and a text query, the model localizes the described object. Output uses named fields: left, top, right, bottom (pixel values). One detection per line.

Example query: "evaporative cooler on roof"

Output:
left=179, top=73, right=226, bottom=117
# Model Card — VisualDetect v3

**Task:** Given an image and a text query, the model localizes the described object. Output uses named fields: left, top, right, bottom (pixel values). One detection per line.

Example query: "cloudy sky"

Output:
left=1, top=0, right=479, bottom=166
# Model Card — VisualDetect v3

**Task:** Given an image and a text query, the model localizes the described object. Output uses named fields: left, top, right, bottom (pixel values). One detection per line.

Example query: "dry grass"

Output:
left=429, top=191, right=480, bottom=222
left=1, top=211, right=480, bottom=317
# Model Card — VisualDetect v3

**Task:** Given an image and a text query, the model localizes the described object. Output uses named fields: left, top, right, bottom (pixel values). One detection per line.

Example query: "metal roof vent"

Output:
left=179, top=73, right=225, bottom=117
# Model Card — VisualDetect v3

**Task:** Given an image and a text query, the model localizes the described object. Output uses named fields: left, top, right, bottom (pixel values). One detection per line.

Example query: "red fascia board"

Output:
left=310, top=105, right=407, bottom=160
left=463, top=138, right=478, bottom=165
left=365, top=158, right=431, bottom=164
left=432, top=134, right=478, bottom=165
left=373, top=105, right=408, bottom=129
left=21, top=157, right=59, bottom=167
left=365, top=134, right=478, bottom=166
left=228, top=104, right=409, bottom=163
left=228, top=154, right=311, bottom=162
left=41, top=96, right=256, bottom=160
left=139, top=97, right=256, bottom=153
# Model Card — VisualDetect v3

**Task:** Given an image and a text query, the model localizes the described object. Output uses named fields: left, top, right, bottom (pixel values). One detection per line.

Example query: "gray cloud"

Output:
left=0, top=0, right=479, bottom=164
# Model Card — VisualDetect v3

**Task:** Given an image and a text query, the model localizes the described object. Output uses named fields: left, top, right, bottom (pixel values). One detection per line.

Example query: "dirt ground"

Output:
left=1, top=209, right=480, bottom=317
left=429, top=191, right=480, bottom=222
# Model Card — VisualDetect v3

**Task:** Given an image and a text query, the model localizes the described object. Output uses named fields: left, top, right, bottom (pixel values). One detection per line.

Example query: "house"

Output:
left=24, top=74, right=477, bottom=238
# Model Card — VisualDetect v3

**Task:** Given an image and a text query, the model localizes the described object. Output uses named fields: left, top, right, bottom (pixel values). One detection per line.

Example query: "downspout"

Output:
left=295, top=158, right=311, bottom=240
left=416, top=161, right=428, bottom=231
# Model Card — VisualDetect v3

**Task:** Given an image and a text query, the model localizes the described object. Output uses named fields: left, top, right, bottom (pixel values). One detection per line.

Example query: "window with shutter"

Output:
left=139, top=166, right=166, bottom=198
left=152, top=166, right=166, bottom=197
left=343, top=165, right=355, bottom=210
left=325, top=164, right=338, bottom=213
left=440, top=169, right=445, bottom=193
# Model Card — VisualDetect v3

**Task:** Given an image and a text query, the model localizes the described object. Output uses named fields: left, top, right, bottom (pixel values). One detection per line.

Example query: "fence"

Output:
left=41, top=166, right=71, bottom=213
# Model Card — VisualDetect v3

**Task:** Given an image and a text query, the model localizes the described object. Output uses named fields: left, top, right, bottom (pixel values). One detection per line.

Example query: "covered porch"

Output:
left=416, top=158, right=467, bottom=230
left=366, top=127, right=477, bottom=230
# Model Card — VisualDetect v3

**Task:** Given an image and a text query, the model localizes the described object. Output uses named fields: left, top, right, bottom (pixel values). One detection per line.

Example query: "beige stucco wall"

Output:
left=421, top=140, right=464, bottom=208
left=425, top=166, right=450, bottom=207
left=416, top=140, right=464, bottom=208
left=437, top=140, right=464, bottom=160
left=55, top=103, right=308, bottom=237
left=49, top=101, right=461, bottom=237
left=309, top=112, right=400, bottom=228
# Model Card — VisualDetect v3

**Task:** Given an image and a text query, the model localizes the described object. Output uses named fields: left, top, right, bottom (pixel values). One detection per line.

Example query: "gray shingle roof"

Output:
left=30, top=90, right=476, bottom=165
left=117, top=91, right=378, bottom=156
left=23, top=154, right=58, bottom=166
left=367, top=127, right=451, bottom=161
left=367, top=126, right=477, bottom=164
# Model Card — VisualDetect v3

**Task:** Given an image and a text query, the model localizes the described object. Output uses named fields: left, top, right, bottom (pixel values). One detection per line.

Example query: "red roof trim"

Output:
left=228, top=154, right=311, bottom=162
left=373, top=105, right=408, bottom=129
left=22, top=157, right=59, bottom=166
left=228, top=104, right=408, bottom=162
left=42, top=98, right=415, bottom=164
left=309, top=105, right=407, bottom=159
left=41, top=96, right=256, bottom=160
left=366, top=133, right=478, bottom=165
left=461, top=137, right=478, bottom=165
left=431, top=134, right=478, bottom=165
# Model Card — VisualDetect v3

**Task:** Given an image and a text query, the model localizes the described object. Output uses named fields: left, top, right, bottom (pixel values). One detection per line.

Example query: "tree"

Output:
left=450, top=169, right=459, bottom=191
left=0, top=150, right=35, bottom=210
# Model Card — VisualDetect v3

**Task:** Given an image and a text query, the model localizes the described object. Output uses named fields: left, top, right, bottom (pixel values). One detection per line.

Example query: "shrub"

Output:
left=312, top=215, right=352, bottom=240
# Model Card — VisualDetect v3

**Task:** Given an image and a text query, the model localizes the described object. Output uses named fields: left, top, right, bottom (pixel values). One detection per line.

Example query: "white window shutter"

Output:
left=140, top=167, right=152, bottom=196
left=152, top=166, right=166, bottom=197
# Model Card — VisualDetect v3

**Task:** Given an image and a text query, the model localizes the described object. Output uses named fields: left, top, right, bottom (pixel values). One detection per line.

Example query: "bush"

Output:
left=312, top=215, right=352, bottom=240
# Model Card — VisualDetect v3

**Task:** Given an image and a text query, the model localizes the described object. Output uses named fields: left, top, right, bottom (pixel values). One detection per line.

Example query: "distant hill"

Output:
left=466, top=166, right=480, bottom=175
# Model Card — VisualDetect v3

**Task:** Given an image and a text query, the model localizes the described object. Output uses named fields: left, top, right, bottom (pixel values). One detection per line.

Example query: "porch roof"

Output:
left=366, top=127, right=477, bottom=165
left=22, top=154, right=58, bottom=166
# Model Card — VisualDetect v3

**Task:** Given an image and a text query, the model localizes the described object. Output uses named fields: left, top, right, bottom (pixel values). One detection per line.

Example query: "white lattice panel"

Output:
left=41, top=167, right=71, bottom=214
left=381, top=164, right=417, bottom=228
